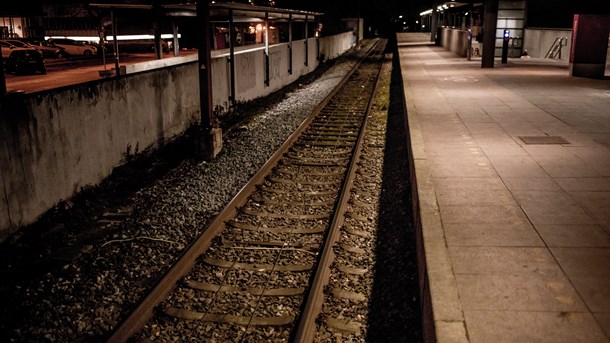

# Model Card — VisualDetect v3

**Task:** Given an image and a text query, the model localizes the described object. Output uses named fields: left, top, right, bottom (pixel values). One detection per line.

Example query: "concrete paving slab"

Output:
left=570, top=276, right=610, bottom=312
left=487, top=155, right=548, bottom=177
left=535, top=155, right=602, bottom=178
left=448, top=246, right=561, bottom=275
left=511, top=190, right=597, bottom=225
left=456, top=274, right=587, bottom=311
left=595, top=313, right=610, bottom=339
left=397, top=32, right=610, bottom=342
left=536, top=224, right=610, bottom=247
left=569, top=191, right=610, bottom=228
left=502, top=177, right=562, bottom=191
left=433, top=177, right=513, bottom=206
left=440, top=204, right=529, bottom=225
left=444, top=222, right=543, bottom=247
left=550, top=248, right=610, bottom=278
left=555, top=178, right=610, bottom=191
left=464, top=311, right=607, bottom=343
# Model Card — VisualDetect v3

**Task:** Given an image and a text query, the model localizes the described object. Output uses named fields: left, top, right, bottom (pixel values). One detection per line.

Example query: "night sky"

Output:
left=277, top=0, right=610, bottom=33
left=4, top=0, right=610, bottom=33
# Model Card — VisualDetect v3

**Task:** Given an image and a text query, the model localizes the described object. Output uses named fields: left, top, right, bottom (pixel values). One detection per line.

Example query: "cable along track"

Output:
left=109, top=39, right=387, bottom=342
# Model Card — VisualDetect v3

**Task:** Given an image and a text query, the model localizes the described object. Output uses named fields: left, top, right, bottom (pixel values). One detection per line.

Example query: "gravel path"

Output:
left=0, top=43, right=366, bottom=342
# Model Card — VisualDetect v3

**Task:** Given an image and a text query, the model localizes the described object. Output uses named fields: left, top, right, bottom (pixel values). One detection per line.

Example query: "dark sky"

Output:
left=4, top=0, right=610, bottom=32
left=277, top=0, right=610, bottom=31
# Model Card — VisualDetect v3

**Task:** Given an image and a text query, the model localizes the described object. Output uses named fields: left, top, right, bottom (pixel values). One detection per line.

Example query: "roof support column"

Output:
left=264, top=11, right=270, bottom=87
left=153, top=1, right=163, bottom=59
left=228, top=9, right=236, bottom=103
left=316, top=16, right=320, bottom=61
left=111, top=10, right=121, bottom=76
left=482, top=0, right=499, bottom=68
left=196, top=0, right=222, bottom=160
left=0, top=56, right=6, bottom=99
left=304, top=15, right=308, bottom=67
left=430, top=3, right=438, bottom=43
left=288, top=14, right=293, bottom=75
left=569, top=14, right=610, bottom=78
left=172, top=20, right=179, bottom=57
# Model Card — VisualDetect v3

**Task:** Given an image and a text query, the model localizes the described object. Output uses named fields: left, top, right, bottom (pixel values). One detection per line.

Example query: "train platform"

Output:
left=397, top=33, right=610, bottom=342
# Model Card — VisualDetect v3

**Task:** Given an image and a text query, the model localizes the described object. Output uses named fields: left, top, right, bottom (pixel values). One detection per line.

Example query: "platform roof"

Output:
left=89, top=2, right=322, bottom=21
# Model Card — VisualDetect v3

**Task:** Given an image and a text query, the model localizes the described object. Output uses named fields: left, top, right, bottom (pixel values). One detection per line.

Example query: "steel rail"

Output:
left=106, top=39, right=380, bottom=343
left=293, top=40, right=386, bottom=343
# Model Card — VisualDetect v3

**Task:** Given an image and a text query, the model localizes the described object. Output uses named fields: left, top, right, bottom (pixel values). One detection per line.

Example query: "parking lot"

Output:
left=4, top=51, right=196, bottom=93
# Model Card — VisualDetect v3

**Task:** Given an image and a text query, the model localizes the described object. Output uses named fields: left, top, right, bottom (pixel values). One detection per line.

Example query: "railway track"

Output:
left=108, top=38, right=387, bottom=342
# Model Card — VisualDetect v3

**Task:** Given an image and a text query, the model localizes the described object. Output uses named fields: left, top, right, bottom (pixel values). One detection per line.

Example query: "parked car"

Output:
left=46, top=38, right=97, bottom=56
left=1, top=39, right=61, bottom=59
left=17, top=38, right=66, bottom=58
left=4, top=49, right=46, bottom=75
left=1, top=40, right=20, bottom=58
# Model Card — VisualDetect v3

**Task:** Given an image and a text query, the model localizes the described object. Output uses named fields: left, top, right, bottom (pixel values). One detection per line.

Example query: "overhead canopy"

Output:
left=89, top=2, right=323, bottom=21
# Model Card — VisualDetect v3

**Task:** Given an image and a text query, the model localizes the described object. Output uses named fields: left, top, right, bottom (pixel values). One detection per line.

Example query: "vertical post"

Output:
left=228, top=9, right=236, bottom=102
left=0, top=54, right=6, bottom=99
left=482, top=0, right=499, bottom=68
left=195, top=0, right=222, bottom=160
left=264, top=11, right=270, bottom=87
left=197, top=0, right=213, bottom=130
left=172, top=20, right=179, bottom=57
left=98, top=22, right=107, bottom=69
left=501, top=29, right=510, bottom=64
left=430, top=3, right=438, bottom=43
left=111, top=10, right=120, bottom=76
left=356, top=0, right=360, bottom=44
left=316, top=16, right=320, bottom=61
left=153, top=1, right=162, bottom=59
left=288, top=13, right=292, bottom=74
left=467, top=13, right=473, bottom=60
left=304, top=15, right=308, bottom=67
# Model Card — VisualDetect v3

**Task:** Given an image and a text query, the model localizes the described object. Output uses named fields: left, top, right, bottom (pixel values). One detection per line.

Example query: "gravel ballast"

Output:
left=0, top=45, right=360, bottom=342
left=0, top=40, right=423, bottom=343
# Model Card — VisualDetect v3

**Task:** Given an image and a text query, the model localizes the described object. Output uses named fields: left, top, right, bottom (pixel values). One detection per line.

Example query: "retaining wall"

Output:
left=523, top=28, right=572, bottom=59
left=440, top=27, right=469, bottom=57
left=438, top=27, right=576, bottom=60
left=0, top=32, right=354, bottom=240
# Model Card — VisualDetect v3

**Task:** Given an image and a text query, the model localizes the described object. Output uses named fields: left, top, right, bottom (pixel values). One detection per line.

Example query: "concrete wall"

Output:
left=0, top=32, right=354, bottom=240
left=440, top=27, right=469, bottom=57
left=0, top=65, right=200, bottom=240
left=438, top=27, right=576, bottom=60
left=523, top=28, right=572, bottom=59
left=209, top=34, right=351, bottom=110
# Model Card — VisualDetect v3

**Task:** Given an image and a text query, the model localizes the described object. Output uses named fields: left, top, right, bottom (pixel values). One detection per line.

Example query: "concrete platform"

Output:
left=397, top=32, right=610, bottom=342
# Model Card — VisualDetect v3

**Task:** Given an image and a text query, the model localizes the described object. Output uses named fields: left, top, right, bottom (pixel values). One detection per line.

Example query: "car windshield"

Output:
left=6, top=40, right=28, bottom=47
left=1, top=41, right=16, bottom=48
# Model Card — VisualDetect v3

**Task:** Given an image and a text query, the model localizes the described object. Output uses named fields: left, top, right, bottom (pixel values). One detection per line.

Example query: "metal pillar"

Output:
left=197, top=0, right=213, bottom=129
left=153, top=1, right=162, bottom=59
left=195, top=0, right=222, bottom=160
left=228, top=9, right=236, bottom=102
left=304, top=15, right=308, bottom=66
left=0, top=55, right=6, bottom=99
left=264, top=11, right=270, bottom=86
left=467, top=14, right=473, bottom=61
left=111, top=10, right=120, bottom=76
left=288, top=14, right=293, bottom=74
left=430, top=3, right=438, bottom=43
left=172, top=21, right=180, bottom=57
left=316, top=16, right=321, bottom=61
left=482, top=0, right=499, bottom=68
left=467, top=3, right=474, bottom=61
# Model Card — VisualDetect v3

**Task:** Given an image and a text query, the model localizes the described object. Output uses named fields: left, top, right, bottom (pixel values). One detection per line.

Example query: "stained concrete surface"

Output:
left=398, top=32, right=610, bottom=342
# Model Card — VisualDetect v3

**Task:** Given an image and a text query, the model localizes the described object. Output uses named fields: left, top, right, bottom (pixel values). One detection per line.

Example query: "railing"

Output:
left=545, top=37, right=567, bottom=59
